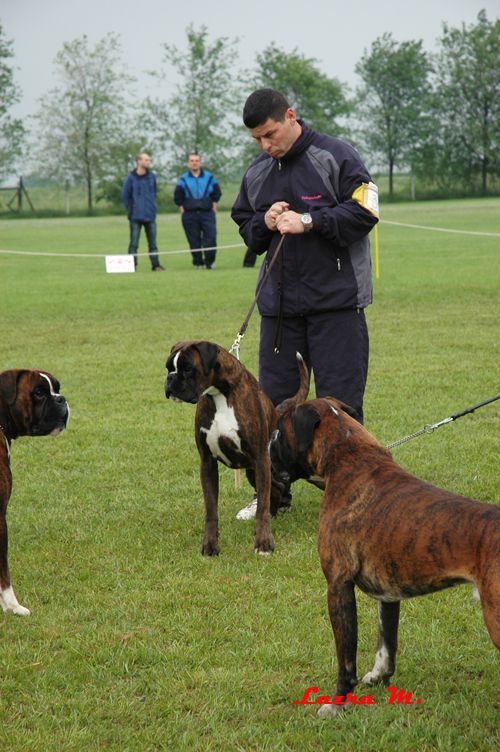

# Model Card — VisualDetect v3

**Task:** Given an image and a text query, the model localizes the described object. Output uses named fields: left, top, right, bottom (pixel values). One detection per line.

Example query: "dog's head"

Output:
left=0, top=369, right=70, bottom=440
left=270, top=397, right=360, bottom=484
left=164, top=341, right=222, bottom=404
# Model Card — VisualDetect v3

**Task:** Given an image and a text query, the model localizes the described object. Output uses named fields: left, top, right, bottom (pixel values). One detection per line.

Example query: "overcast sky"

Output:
left=3, top=0, right=499, bottom=121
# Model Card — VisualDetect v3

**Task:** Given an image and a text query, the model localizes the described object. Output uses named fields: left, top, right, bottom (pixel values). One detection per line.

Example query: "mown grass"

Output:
left=0, top=198, right=499, bottom=751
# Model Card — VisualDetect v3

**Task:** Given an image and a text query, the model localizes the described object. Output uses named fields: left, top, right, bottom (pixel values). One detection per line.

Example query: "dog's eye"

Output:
left=33, top=387, right=46, bottom=400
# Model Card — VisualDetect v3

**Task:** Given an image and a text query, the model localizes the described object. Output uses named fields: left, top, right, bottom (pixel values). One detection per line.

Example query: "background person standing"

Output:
left=174, top=153, right=222, bottom=269
left=121, top=153, right=164, bottom=271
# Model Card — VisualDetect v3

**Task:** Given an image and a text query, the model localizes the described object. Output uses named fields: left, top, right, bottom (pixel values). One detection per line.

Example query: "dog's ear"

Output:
left=293, top=404, right=321, bottom=455
left=196, top=342, right=219, bottom=377
left=0, top=369, right=22, bottom=405
left=335, top=399, right=358, bottom=420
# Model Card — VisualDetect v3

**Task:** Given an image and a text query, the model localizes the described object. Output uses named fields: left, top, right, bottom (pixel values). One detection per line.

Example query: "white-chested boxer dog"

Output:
left=0, top=369, right=69, bottom=615
left=165, top=341, right=308, bottom=555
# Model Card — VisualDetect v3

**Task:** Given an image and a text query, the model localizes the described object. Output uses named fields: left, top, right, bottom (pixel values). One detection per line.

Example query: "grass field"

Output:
left=0, top=198, right=499, bottom=751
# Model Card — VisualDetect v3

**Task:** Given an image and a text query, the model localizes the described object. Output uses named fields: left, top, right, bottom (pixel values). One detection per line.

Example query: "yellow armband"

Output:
left=352, top=182, right=379, bottom=218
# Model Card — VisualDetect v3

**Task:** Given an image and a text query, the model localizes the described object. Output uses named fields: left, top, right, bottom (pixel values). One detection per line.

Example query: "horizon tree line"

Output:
left=0, top=9, right=499, bottom=211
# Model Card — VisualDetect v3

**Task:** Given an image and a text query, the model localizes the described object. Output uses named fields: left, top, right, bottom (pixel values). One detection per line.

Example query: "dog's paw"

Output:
left=317, top=703, right=346, bottom=719
left=201, top=539, right=220, bottom=556
left=254, top=535, right=275, bottom=556
left=0, top=587, right=30, bottom=616
left=361, top=670, right=390, bottom=686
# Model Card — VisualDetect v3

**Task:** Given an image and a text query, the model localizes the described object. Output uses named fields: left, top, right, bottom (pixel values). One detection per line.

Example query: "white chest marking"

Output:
left=200, top=388, right=242, bottom=465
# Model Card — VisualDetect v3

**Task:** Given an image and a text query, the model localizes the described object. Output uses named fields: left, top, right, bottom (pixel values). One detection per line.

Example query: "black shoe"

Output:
left=152, top=265, right=165, bottom=271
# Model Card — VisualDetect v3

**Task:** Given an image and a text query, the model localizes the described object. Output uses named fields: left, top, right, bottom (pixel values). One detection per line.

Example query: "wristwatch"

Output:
left=301, top=212, right=313, bottom=232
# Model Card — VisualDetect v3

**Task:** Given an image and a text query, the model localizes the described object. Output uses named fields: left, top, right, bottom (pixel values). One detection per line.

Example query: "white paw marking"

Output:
left=0, top=586, right=30, bottom=616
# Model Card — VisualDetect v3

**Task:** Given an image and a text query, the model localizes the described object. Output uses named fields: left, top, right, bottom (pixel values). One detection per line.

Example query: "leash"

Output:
left=387, top=394, right=500, bottom=449
left=229, top=235, right=286, bottom=361
left=228, top=235, right=285, bottom=490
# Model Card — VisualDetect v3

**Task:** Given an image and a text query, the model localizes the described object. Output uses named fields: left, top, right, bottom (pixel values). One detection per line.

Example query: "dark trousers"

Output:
left=127, top=220, right=161, bottom=269
left=259, top=309, right=369, bottom=423
left=182, top=210, right=217, bottom=267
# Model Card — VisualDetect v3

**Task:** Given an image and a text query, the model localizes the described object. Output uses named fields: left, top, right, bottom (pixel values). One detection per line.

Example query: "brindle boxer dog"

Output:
left=165, top=341, right=308, bottom=555
left=270, top=397, right=500, bottom=716
left=0, top=369, right=69, bottom=615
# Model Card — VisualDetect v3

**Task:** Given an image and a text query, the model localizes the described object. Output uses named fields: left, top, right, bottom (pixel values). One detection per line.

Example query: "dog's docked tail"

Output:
left=276, top=352, right=310, bottom=415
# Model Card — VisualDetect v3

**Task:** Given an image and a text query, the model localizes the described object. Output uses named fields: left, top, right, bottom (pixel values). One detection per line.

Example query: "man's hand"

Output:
left=264, top=201, right=289, bottom=230
left=276, top=210, right=305, bottom=234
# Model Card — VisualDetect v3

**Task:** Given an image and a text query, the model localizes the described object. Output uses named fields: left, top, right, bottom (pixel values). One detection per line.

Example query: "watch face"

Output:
left=301, top=213, right=312, bottom=228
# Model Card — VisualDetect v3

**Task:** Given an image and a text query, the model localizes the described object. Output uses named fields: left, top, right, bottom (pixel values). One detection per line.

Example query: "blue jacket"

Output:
left=174, top=169, right=221, bottom=211
left=231, top=122, right=378, bottom=316
left=121, top=169, right=157, bottom=222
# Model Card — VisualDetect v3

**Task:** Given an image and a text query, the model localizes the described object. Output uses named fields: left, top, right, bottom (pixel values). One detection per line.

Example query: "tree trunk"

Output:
left=389, top=159, right=394, bottom=201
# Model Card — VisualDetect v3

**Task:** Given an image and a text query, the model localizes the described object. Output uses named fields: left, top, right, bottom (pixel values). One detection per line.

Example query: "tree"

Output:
left=34, top=34, right=134, bottom=212
left=254, top=44, right=351, bottom=136
left=0, top=23, right=25, bottom=180
left=148, top=25, right=242, bottom=180
left=355, top=34, right=433, bottom=198
left=431, top=10, right=500, bottom=194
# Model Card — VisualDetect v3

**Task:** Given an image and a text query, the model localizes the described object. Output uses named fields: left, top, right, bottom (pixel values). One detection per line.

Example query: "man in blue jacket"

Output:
left=174, top=153, right=222, bottom=269
left=121, top=153, right=164, bottom=271
left=232, top=89, right=379, bottom=517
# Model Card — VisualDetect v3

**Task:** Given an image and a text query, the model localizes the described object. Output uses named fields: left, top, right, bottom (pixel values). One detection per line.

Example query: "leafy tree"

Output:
left=430, top=10, right=500, bottom=194
left=355, top=34, right=433, bottom=198
left=254, top=43, right=351, bottom=136
left=34, top=34, right=134, bottom=212
left=148, top=25, right=242, bottom=180
left=0, top=23, right=25, bottom=180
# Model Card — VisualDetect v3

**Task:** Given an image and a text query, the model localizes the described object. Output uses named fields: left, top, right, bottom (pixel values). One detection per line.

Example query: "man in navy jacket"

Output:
left=121, top=153, right=164, bottom=271
left=174, top=153, right=222, bottom=269
left=232, top=89, right=378, bottom=516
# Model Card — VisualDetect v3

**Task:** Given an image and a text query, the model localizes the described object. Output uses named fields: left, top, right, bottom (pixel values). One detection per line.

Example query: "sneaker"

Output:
left=152, top=265, right=165, bottom=271
left=236, top=496, right=257, bottom=520
left=206, top=263, right=216, bottom=270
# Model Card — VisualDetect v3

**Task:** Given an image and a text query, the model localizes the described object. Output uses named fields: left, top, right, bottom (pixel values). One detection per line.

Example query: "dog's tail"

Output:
left=276, top=352, right=309, bottom=415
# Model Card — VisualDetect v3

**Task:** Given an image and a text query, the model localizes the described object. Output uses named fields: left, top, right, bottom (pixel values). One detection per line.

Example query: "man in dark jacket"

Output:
left=231, top=89, right=379, bottom=517
left=174, top=153, right=222, bottom=269
left=121, top=153, right=164, bottom=271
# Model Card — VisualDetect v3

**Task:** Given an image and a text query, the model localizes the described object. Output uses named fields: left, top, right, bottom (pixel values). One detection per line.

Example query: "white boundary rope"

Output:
left=0, top=219, right=498, bottom=259
left=0, top=242, right=245, bottom=259
left=382, top=220, right=500, bottom=238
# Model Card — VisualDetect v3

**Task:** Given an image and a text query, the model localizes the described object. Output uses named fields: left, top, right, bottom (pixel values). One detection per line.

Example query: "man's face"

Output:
left=137, top=154, right=151, bottom=170
left=249, top=109, right=299, bottom=159
left=188, top=155, right=202, bottom=172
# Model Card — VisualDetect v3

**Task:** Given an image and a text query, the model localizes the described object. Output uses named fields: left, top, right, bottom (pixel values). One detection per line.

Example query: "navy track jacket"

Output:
left=174, top=169, right=222, bottom=211
left=231, top=122, right=378, bottom=317
left=121, top=169, right=157, bottom=222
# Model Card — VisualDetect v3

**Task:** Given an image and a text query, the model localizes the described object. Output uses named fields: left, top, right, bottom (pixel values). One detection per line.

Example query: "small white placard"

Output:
left=105, top=255, right=135, bottom=273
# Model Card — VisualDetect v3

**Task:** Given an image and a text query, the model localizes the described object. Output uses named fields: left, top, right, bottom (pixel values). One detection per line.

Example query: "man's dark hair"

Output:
left=243, top=89, right=290, bottom=128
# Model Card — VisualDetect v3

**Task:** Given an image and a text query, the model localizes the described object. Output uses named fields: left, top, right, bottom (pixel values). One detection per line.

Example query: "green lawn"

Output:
left=0, top=198, right=499, bottom=751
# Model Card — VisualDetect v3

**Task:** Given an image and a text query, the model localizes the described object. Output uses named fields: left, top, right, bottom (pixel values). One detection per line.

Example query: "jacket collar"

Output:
left=279, top=120, right=315, bottom=163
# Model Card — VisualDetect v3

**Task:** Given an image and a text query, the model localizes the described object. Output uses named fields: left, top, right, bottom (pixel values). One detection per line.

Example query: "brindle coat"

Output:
left=270, top=397, right=500, bottom=716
